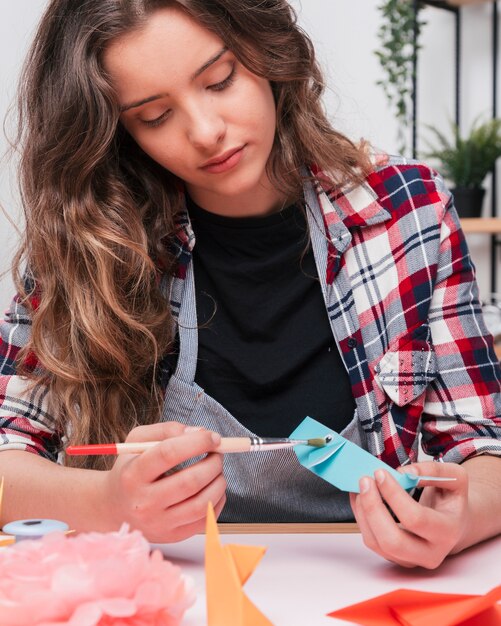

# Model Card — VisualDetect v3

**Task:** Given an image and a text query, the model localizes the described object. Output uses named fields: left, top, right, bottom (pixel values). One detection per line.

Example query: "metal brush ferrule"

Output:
left=249, top=437, right=303, bottom=451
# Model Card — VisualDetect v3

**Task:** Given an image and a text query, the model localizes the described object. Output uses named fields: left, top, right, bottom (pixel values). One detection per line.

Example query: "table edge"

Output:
left=216, top=522, right=360, bottom=534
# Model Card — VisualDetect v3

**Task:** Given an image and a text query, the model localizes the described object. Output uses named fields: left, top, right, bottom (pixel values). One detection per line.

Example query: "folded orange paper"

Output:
left=328, top=585, right=501, bottom=626
left=205, top=502, right=273, bottom=626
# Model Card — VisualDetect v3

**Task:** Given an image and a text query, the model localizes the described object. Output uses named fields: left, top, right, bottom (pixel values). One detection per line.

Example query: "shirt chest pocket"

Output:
left=374, top=323, right=438, bottom=407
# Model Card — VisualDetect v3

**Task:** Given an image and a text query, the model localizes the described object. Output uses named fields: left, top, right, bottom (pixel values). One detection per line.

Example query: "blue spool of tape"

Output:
left=2, top=519, right=69, bottom=541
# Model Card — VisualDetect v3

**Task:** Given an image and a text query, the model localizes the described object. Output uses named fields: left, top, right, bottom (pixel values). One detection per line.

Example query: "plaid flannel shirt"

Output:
left=1, top=153, right=501, bottom=466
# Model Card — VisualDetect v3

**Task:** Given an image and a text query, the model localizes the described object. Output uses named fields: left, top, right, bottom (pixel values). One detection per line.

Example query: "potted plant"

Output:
left=375, top=0, right=427, bottom=155
left=424, top=117, right=501, bottom=218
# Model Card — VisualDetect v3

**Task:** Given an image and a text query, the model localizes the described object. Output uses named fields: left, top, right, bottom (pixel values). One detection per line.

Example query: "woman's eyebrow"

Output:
left=191, top=46, right=228, bottom=80
left=119, top=46, right=228, bottom=113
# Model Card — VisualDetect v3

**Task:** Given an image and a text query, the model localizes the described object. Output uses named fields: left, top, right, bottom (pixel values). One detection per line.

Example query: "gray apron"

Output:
left=161, top=185, right=364, bottom=522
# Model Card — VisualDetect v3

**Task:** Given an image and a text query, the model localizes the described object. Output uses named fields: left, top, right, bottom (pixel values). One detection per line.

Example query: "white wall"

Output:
left=1, top=1, right=499, bottom=312
left=0, top=1, right=48, bottom=310
left=292, top=0, right=499, bottom=300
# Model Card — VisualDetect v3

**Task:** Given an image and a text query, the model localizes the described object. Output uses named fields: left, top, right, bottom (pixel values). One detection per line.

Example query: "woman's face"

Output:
left=104, top=7, right=281, bottom=216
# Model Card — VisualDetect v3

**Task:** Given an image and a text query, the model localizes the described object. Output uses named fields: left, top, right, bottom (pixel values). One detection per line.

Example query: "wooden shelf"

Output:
left=495, top=344, right=501, bottom=360
left=446, top=0, right=492, bottom=6
left=425, top=0, right=491, bottom=9
left=460, top=218, right=501, bottom=234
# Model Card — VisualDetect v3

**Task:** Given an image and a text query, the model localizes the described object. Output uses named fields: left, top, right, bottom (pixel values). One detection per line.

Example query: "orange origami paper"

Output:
left=205, top=503, right=273, bottom=626
left=328, top=585, right=501, bottom=626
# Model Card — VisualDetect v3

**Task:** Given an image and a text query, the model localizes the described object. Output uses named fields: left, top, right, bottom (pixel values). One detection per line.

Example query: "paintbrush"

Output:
left=66, top=435, right=332, bottom=456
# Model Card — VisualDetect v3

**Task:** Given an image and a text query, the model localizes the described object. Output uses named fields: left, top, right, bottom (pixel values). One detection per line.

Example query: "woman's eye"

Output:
left=208, top=65, right=236, bottom=92
left=142, top=109, right=171, bottom=128
left=140, top=64, right=236, bottom=128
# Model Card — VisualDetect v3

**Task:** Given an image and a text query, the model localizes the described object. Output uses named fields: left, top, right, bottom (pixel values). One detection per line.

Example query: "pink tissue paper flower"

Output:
left=0, top=525, right=195, bottom=626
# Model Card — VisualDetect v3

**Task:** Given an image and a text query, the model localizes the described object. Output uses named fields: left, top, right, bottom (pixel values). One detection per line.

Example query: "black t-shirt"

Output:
left=188, top=197, right=356, bottom=437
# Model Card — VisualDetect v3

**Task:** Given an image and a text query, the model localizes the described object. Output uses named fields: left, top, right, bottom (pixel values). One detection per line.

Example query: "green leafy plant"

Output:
left=425, top=117, right=501, bottom=189
left=375, top=0, right=426, bottom=155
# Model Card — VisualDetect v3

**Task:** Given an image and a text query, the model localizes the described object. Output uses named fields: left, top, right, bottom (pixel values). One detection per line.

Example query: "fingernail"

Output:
left=402, top=465, right=418, bottom=475
left=185, top=426, right=203, bottom=432
left=359, top=477, right=370, bottom=493
left=375, top=470, right=385, bottom=484
left=211, top=433, right=221, bottom=445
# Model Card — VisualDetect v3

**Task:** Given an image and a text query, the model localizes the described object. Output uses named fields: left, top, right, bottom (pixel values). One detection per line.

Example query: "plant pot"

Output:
left=451, top=187, right=486, bottom=219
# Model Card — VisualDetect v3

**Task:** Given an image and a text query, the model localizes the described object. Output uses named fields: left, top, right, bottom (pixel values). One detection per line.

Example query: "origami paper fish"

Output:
left=290, top=416, right=454, bottom=493
left=328, top=585, right=501, bottom=626
left=205, top=502, right=273, bottom=626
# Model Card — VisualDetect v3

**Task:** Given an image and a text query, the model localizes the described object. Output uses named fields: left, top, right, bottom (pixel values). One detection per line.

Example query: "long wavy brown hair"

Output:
left=13, top=0, right=371, bottom=469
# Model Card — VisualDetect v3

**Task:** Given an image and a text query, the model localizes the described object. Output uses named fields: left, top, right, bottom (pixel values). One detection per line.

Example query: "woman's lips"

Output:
left=200, top=146, right=245, bottom=174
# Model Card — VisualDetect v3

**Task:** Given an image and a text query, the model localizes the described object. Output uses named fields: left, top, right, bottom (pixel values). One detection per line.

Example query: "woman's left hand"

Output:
left=349, top=461, right=469, bottom=569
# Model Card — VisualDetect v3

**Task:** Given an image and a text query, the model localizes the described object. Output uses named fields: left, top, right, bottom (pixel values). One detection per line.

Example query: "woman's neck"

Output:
left=185, top=181, right=294, bottom=218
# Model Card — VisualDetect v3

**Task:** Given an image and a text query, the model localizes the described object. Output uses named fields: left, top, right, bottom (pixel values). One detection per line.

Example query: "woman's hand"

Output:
left=102, top=421, right=227, bottom=543
left=349, top=461, right=469, bottom=569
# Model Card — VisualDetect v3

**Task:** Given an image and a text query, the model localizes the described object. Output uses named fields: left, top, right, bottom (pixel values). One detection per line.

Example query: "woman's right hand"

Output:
left=101, top=422, right=227, bottom=543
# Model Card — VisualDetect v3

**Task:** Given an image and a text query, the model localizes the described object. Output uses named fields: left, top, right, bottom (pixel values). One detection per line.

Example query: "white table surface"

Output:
left=156, top=530, right=501, bottom=625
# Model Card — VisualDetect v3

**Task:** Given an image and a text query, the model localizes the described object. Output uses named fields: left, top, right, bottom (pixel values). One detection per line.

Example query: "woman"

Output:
left=0, top=0, right=500, bottom=568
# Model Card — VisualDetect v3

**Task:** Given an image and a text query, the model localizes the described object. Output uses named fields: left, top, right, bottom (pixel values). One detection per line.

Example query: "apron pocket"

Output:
left=161, top=376, right=206, bottom=425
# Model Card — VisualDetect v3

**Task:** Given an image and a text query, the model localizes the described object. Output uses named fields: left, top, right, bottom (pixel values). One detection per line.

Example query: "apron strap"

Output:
left=173, top=260, right=199, bottom=384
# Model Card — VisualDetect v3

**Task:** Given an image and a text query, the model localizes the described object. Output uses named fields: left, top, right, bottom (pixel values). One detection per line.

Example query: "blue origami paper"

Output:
left=290, top=416, right=453, bottom=493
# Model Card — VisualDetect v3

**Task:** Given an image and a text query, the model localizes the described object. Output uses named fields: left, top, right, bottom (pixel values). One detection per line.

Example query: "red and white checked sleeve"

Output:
left=421, top=175, right=501, bottom=463
left=0, top=293, right=62, bottom=461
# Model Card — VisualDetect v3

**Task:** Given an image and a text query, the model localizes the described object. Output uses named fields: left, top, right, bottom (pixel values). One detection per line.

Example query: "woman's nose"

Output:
left=186, top=106, right=226, bottom=150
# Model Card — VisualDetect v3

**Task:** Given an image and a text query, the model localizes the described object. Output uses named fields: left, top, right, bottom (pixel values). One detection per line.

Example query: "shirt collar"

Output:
left=310, top=161, right=392, bottom=229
